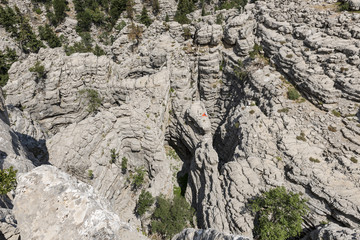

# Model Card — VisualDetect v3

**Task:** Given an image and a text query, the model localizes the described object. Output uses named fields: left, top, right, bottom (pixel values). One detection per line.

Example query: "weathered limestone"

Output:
left=305, top=223, right=360, bottom=240
left=13, top=165, right=148, bottom=240
left=0, top=209, right=20, bottom=240
left=173, top=228, right=250, bottom=240
left=1, top=0, right=360, bottom=239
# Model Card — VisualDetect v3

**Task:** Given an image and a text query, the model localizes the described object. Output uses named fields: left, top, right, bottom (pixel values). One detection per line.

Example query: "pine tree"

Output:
left=109, top=0, right=128, bottom=23
left=250, top=187, right=308, bottom=240
left=52, top=0, right=67, bottom=25
left=174, top=0, right=194, bottom=24
left=140, top=6, right=152, bottom=27
left=38, top=24, right=62, bottom=48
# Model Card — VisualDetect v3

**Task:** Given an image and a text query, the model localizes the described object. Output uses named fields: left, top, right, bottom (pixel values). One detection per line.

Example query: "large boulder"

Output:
left=13, top=165, right=148, bottom=240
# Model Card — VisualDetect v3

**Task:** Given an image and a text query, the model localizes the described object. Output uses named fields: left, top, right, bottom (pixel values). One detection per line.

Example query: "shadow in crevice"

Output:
left=14, top=132, right=49, bottom=166
left=211, top=68, right=246, bottom=169
left=0, top=151, right=7, bottom=162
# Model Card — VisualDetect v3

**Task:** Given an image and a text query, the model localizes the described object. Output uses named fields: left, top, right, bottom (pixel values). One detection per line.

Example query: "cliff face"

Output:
left=0, top=0, right=360, bottom=239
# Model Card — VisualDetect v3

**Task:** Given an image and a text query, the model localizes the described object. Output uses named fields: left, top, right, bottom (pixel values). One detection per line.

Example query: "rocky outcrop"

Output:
left=13, top=165, right=147, bottom=240
left=0, top=89, right=37, bottom=173
left=305, top=223, right=360, bottom=240
left=347, top=0, right=360, bottom=10
left=0, top=89, right=9, bottom=125
left=172, top=228, right=250, bottom=240
left=1, top=0, right=360, bottom=239
left=0, top=209, right=20, bottom=240
left=4, top=38, right=177, bottom=225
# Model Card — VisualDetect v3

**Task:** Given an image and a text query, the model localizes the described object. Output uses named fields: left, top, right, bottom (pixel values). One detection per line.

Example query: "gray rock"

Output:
left=0, top=90, right=37, bottom=173
left=13, top=165, right=147, bottom=240
left=195, top=24, right=223, bottom=45
left=305, top=223, right=360, bottom=240
left=173, top=228, right=251, bottom=240
left=2, top=0, right=360, bottom=239
left=0, top=89, right=9, bottom=125
left=0, top=208, right=20, bottom=240
left=347, top=0, right=360, bottom=10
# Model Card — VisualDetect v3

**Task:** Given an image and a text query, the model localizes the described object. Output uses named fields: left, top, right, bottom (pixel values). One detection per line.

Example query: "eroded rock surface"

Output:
left=1, top=0, right=360, bottom=239
left=13, top=165, right=147, bottom=240
left=305, top=223, right=360, bottom=240
left=173, top=228, right=250, bottom=240
left=0, top=89, right=37, bottom=173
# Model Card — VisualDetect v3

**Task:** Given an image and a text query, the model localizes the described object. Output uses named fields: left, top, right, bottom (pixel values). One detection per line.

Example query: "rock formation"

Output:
left=13, top=165, right=147, bottom=240
left=173, top=228, right=250, bottom=240
left=0, top=0, right=359, bottom=239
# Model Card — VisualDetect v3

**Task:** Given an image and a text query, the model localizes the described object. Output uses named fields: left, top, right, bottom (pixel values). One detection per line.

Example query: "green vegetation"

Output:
left=110, top=149, right=118, bottom=164
left=33, top=7, right=43, bottom=14
left=88, top=169, right=94, bottom=179
left=174, top=0, right=195, bottom=24
left=109, top=0, right=129, bottom=24
left=128, top=23, right=143, bottom=45
left=47, top=0, right=68, bottom=26
left=0, top=47, right=18, bottom=87
left=336, top=1, right=350, bottom=11
left=287, top=87, right=300, bottom=100
left=216, top=13, right=223, bottom=25
left=79, top=88, right=102, bottom=113
left=137, top=190, right=155, bottom=216
left=0, top=167, right=17, bottom=195
left=121, top=157, right=128, bottom=173
left=165, top=146, right=180, bottom=161
left=139, top=6, right=152, bottom=27
left=249, top=109, right=255, bottom=114
left=115, top=20, right=126, bottom=32
left=249, top=43, right=263, bottom=60
left=350, top=157, right=358, bottom=163
left=309, top=157, right=320, bottom=163
left=182, top=27, right=191, bottom=40
left=38, top=24, right=62, bottom=48
left=331, top=109, right=341, bottom=117
left=218, top=0, right=247, bottom=10
left=0, top=6, right=44, bottom=53
left=73, top=0, right=108, bottom=31
left=219, top=59, right=225, bottom=71
left=0, top=6, right=20, bottom=35
left=296, top=132, right=306, bottom=142
left=277, top=108, right=289, bottom=113
left=151, top=195, right=195, bottom=239
left=234, top=60, right=247, bottom=80
left=64, top=32, right=105, bottom=56
left=29, top=61, right=46, bottom=81
left=131, top=167, right=146, bottom=190
left=19, top=22, right=44, bottom=53
left=125, top=0, right=135, bottom=19
left=151, top=0, right=160, bottom=15
left=250, top=186, right=308, bottom=240
left=93, top=44, right=106, bottom=56
left=64, top=32, right=93, bottom=55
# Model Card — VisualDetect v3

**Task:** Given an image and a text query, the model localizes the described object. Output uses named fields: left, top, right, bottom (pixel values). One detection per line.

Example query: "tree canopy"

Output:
left=250, top=186, right=308, bottom=240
